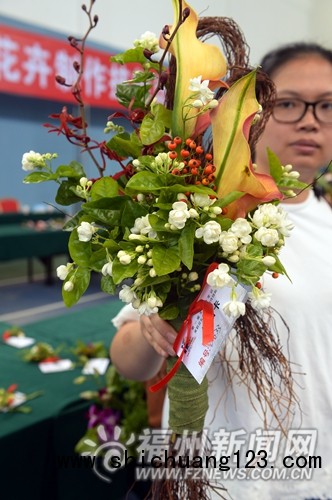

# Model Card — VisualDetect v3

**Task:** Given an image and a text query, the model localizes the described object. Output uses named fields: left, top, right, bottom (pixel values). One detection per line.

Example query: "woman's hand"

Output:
left=140, top=314, right=178, bottom=358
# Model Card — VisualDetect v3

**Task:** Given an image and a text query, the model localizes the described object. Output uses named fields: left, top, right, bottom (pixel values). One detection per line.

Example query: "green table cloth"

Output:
left=0, top=300, right=149, bottom=500
left=0, top=224, right=69, bottom=261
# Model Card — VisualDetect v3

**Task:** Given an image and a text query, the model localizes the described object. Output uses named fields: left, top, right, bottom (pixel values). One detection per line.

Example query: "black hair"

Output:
left=260, top=42, right=332, bottom=78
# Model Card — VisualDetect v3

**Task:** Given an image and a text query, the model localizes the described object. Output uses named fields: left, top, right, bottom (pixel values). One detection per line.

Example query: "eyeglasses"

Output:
left=273, top=98, right=332, bottom=124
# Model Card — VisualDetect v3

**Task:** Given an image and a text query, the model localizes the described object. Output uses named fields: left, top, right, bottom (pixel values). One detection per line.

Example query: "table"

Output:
left=0, top=211, right=66, bottom=225
left=0, top=300, right=150, bottom=500
left=0, top=223, right=69, bottom=283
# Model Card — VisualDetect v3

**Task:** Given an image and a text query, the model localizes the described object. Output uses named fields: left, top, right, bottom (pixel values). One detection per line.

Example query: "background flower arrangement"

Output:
left=75, top=365, right=148, bottom=457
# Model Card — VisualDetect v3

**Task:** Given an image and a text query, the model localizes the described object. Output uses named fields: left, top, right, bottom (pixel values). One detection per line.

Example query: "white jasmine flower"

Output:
left=191, top=193, right=215, bottom=207
left=131, top=214, right=157, bottom=239
left=192, top=99, right=203, bottom=108
left=168, top=201, right=190, bottom=229
left=189, top=208, right=199, bottom=218
left=56, top=263, right=71, bottom=280
left=249, top=288, right=272, bottom=311
left=251, top=204, right=294, bottom=236
left=21, top=150, right=45, bottom=171
left=117, top=250, right=132, bottom=265
left=230, top=218, right=252, bottom=244
left=188, top=272, right=199, bottom=281
left=228, top=254, right=240, bottom=263
left=137, top=255, right=147, bottom=264
left=189, top=76, right=214, bottom=105
left=119, top=285, right=136, bottom=303
left=195, top=220, right=221, bottom=244
left=262, top=255, right=276, bottom=267
left=63, top=280, right=74, bottom=292
left=138, top=302, right=158, bottom=316
left=101, top=262, right=113, bottom=277
left=77, top=221, right=97, bottom=242
left=134, top=31, right=159, bottom=53
left=79, top=177, right=88, bottom=187
left=177, top=193, right=188, bottom=201
left=207, top=99, right=218, bottom=109
left=219, top=232, right=239, bottom=253
left=223, top=299, right=246, bottom=318
left=211, top=206, right=222, bottom=215
left=206, top=263, right=234, bottom=288
left=255, top=227, right=279, bottom=247
left=288, top=170, right=300, bottom=179
left=147, top=295, right=163, bottom=309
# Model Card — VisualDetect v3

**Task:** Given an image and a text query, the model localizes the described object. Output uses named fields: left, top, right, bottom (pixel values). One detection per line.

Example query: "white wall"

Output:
left=1, top=0, right=331, bottom=65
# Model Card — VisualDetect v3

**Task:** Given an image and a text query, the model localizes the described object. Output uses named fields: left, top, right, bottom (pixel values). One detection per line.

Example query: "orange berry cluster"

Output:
left=167, top=137, right=217, bottom=189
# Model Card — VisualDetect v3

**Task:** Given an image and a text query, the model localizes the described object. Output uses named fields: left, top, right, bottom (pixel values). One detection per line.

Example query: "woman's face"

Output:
left=255, top=54, right=332, bottom=184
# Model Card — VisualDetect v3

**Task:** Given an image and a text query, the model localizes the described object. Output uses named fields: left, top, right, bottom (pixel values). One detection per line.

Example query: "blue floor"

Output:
left=0, top=272, right=115, bottom=325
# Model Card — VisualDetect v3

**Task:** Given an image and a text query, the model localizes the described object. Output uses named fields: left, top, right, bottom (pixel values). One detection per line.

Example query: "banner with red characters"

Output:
left=0, top=24, right=139, bottom=109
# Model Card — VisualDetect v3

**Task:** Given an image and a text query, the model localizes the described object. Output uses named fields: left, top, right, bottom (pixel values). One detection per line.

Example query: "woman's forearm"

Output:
left=110, top=321, right=165, bottom=381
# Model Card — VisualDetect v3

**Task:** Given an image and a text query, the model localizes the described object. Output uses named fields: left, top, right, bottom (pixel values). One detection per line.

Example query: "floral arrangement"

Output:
left=75, top=365, right=148, bottom=457
left=2, top=326, right=25, bottom=341
left=0, top=384, right=42, bottom=413
left=71, top=339, right=108, bottom=365
left=22, top=342, right=60, bottom=363
left=22, top=0, right=306, bottom=497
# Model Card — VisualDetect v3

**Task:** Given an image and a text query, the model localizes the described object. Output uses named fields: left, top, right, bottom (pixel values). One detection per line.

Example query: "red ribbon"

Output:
left=149, top=263, right=219, bottom=393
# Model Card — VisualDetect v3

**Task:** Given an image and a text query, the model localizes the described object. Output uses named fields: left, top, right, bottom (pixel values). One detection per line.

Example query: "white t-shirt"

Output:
left=112, top=191, right=332, bottom=500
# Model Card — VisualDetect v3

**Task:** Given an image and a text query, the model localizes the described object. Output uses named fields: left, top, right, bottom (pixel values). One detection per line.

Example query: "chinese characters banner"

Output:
left=0, top=24, right=139, bottom=109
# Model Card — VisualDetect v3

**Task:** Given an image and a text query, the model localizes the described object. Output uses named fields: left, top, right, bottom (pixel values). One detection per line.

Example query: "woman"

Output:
left=110, top=43, right=332, bottom=499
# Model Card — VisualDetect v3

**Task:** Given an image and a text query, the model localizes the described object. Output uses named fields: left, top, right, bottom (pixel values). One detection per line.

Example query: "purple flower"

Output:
left=87, top=404, right=121, bottom=441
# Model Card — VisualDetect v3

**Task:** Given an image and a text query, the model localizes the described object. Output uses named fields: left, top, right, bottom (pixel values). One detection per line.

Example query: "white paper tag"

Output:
left=1, top=391, right=26, bottom=413
left=5, top=337, right=36, bottom=348
left=176, top=282, right=249, bottom=384
left=38, top=359, right=74, bottom=373
left=82, top=358, right=109, bottom=375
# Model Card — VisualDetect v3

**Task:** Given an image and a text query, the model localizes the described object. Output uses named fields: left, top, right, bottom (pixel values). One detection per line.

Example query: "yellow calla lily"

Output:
left=166, top=0, right=227, bottom=138
left=210, top=70, right=282, bottom=218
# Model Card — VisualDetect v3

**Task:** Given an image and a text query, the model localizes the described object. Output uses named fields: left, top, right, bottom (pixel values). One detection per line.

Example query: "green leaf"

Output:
left=101, top=275, right=116, bottom=294
left=215, top=191, right=245, bottom=208
left=140, top=114, right=165, bottom=145
left=152, top=103, right=172, bottom=129
left=178, top=220, right=195, bottom=270
left=159, top=304, right=180, bottom=321
left=55, top=161, right=86, bottom=179
left=82, top=197, right=128, bottom=226
left=115, top=83, right=150, bottom=110
left=106, top=132, right=142, bottom=159
left=246, top=244, right=263, bottom=257
left=148, top=213, right=168, bottom=232
left=267, top=148, right=284, bottom=183
left=23, top=171, right=54, bottom=183
left=121, top=199, right=148, bottom=227
left=90, top=177, right=119, bottom=201
left=62, top=210, right=84, bottom=231
left=62, top=267, right=91, bottom=307
left=152, top=245, right=181, bottom=275
left=89, top=248, right=107, bottom=271
left=112, top=258, right=139, bottom=284
left=125, top=171, right=167, bottom=194
left=236, top=258, right=265, bottom=283
left=111, top=47, right=150, bottom=65
left=75, top=427, right=99, bottom=454
left=126, top=71, right=155, bottom=84
left=55, top=180, right=82, bottom=206
left=68, top=229, right=92, bottom=266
